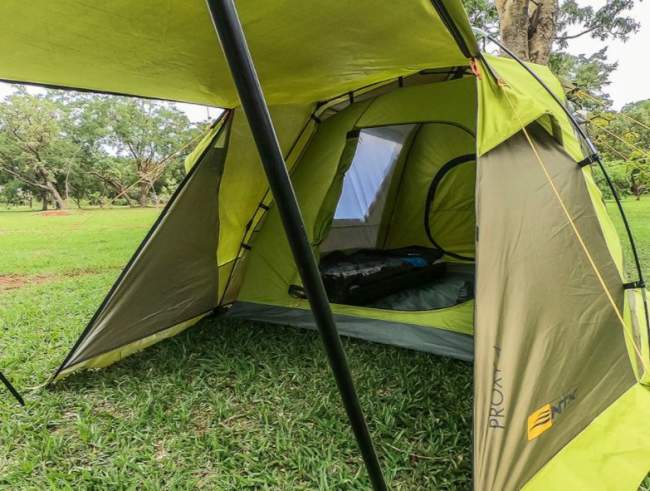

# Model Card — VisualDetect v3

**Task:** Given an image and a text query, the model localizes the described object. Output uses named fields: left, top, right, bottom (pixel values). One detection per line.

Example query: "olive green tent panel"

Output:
left=474, top=125, right=635, bottom=490
left=0, top=0, right=474, bottom=107
left=55, top=116, right=231, bottom=376
left=583, top=165, right=627, bottom=278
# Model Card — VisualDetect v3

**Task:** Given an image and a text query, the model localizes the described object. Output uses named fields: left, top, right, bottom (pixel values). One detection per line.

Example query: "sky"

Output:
left=0, top=0, right=647, bottom=114
left=564, top=0, right=650, bottom=109
left=0, top=84, right=221, bottom=124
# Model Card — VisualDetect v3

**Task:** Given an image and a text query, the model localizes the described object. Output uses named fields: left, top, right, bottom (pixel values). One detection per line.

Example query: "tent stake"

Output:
left=204, top=1, right=387, bottom=489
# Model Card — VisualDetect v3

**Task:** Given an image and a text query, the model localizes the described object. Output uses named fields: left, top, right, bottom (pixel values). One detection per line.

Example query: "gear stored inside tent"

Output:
left=2, top=1, right=650, bottom=489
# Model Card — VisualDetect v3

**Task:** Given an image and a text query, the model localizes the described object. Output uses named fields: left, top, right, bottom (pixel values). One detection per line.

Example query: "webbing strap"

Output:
left=501, top=88, right=650, bottom=375
left=577, top=154, right=598, bottom=168
left=624, top=280, right=646, bottom=290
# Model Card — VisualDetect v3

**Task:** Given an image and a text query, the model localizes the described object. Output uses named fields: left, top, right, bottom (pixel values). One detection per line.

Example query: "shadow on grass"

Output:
left=47, top=316, right=473, bottom=489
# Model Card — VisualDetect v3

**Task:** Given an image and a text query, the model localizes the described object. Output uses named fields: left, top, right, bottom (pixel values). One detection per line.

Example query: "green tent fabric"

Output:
left=0, top=1, right=474, bottom=107
left=2, top=2, right=650, bottom=490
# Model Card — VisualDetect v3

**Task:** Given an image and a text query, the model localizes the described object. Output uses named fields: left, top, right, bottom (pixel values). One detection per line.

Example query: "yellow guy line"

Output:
left=598, top=140, right=632, bottom=162
left=589, top=123, right=650, bottom=159
left=500, top=87, right=650, bottom=375
left=576, top=90, right=650, bottom=133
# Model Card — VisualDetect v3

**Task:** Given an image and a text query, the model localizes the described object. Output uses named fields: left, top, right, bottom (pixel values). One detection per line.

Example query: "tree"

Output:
left=0, top=88, right=78, bottom=209
left=85, top=97, right=199, bottom=207
left=585, top=100, right=650, bottom=199
left=0, top=87, right=209, bottom=209
left=467, top=0, right=639, bottom=66
left=0, top=178, right=35, bottom=208
left=550, top=48, right=617, bottom=106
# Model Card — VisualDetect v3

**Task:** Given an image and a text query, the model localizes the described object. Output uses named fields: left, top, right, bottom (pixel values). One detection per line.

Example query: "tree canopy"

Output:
left=0, top=88, right=209, bottom=209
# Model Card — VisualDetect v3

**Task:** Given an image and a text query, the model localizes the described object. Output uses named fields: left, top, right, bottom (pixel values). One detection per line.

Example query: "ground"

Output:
left=0, top=200, right=648, bottom=490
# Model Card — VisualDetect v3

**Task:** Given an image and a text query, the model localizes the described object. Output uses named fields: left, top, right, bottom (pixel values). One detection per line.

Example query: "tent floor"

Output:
left=227, top=295, right=474, bottom=361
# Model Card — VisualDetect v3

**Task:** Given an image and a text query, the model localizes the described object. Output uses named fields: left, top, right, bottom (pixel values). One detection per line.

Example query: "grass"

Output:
left=610, top=199, right=650, bottom=280
left=0, top=208, right=472, bottom=489
left=0, top=198, right=648, bottom=490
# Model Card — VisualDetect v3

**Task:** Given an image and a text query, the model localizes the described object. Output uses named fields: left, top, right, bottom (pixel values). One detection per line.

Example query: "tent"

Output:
left=2, top=1, right=650, bottom=489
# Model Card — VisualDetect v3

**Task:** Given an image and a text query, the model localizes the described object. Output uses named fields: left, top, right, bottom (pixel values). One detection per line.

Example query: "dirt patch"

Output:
left=0, top=268, right=112, bottom=292
left=39, top=210, right=72, bottom=217
left=0, top=274, right=51, bottom=291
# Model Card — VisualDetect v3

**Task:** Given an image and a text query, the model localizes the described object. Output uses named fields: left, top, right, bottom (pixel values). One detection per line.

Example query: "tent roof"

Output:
left=0, top=1, right=477, bottom=108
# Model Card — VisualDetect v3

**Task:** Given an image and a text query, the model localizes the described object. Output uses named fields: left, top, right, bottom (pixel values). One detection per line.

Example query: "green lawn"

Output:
left=0, top=208, right=472, bottom=489
left=0, top=199, right=649, bottom=489
left=610, top=199, right=650, bottom=281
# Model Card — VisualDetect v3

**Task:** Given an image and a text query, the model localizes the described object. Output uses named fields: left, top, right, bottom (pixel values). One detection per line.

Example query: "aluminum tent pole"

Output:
left=204, top=1, right=387, bottom=489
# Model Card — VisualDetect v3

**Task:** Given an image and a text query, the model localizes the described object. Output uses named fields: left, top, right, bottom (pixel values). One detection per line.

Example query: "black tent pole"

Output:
left=204, top=1, right=387, bottom=489
left=0, top=370, right=24, bottom=406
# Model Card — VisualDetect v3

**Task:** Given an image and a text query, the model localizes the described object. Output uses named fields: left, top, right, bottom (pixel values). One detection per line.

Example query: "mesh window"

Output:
left=334, top=125, right=415, bottom=221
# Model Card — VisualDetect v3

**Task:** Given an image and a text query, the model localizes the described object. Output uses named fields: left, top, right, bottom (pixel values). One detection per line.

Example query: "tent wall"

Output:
left=477, top=54, right=584, bottom=160
left=55, top=116, right=232, bottom=377
left=383, top=123, right=476, bottom=259
left=213, top=104, right=315, bottom=303
left=235, top=78, right=477, bottom=336
left=473, top=125, right=636, bottom=490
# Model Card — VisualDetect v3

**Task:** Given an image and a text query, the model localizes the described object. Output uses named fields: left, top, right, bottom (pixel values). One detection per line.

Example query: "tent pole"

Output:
left=0, top=370, right=24, bottom=406
left=204, top=1, right=387, bottom=489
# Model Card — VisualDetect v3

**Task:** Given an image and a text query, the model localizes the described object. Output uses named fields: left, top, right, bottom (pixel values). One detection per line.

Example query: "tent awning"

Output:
left=0, top=0, right=477, bottom=107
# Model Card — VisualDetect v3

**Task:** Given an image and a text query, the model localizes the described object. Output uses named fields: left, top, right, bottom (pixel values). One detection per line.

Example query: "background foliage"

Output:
left=0, top=88, right=209, bottom=210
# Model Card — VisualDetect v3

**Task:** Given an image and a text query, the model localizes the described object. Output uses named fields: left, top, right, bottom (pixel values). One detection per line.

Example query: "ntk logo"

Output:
left=527, top=388, right=577, bottom=441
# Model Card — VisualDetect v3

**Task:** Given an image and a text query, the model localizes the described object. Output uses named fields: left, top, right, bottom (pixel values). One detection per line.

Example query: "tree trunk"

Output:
left=496, top=0, right=558, bottom=65
left=528, top=0, right=559, bottom=65
left=46, top=182, right=66, bottom=210
left=151, top=187, right=160, bottom=207
left=138, top=181, right=148, bottom=207
left=73, top=194, right=84, bottom=209
left=630, top=175, right=643, bottom=200
left=41, top=191, right=48, bottom=211
left=124, top=193, right=137, bottom=208
left=496, top=0, right=531, bottom=60
left=64, top=167, right=71, bottom=201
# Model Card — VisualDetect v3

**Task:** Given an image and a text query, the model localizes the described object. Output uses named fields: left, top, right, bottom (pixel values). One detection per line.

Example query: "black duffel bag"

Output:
left=317, top=246, right=446, bottom=306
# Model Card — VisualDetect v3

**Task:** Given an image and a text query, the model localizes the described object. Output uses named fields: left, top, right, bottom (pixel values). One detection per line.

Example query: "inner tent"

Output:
left=230, top=73, right=478, bottom=361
